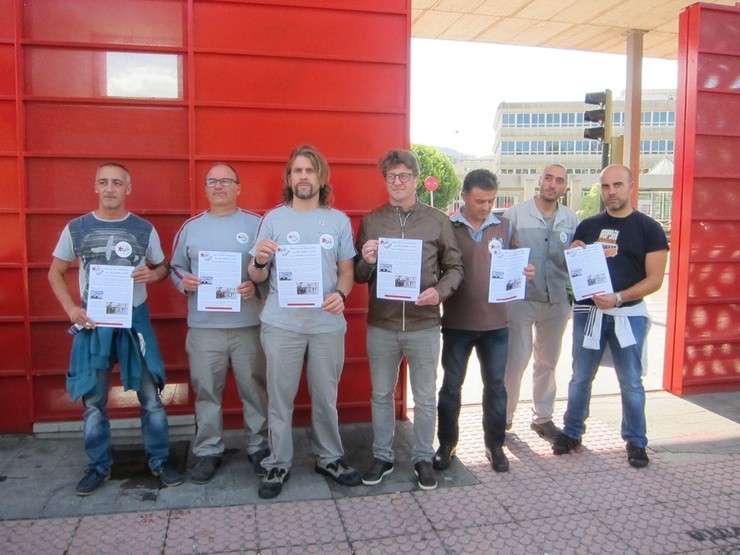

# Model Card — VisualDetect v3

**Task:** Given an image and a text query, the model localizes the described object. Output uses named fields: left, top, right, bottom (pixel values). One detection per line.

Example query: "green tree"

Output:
left=577, top=182, right=602, bottom=220
left=411, top=144, right=462, bottom=211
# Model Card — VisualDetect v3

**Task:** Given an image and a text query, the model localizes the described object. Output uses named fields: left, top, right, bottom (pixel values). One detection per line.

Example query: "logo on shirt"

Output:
left=560, top=231, right=568, bottom=244
left=236, top=232, right=249, bottom=244
left=597, top=229, right=619, bottom=258
left=488, top=238, right=503, bottom=254
left=319, top=233, right=335, bottom=249
left=286, top=231, right=300, bottom=244
left=115, top=241, right=132, bottom=258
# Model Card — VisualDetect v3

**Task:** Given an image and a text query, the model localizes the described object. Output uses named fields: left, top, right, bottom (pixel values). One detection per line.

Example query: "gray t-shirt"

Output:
left=52, top=212, right=164, bottom=307
left=251, top=205, right=356, bottom=333
left=170, top=209, right=262, bottom=328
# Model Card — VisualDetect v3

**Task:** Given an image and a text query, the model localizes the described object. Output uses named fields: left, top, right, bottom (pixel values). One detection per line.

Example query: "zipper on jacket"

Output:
left=398, top=210, right=411, bottom=331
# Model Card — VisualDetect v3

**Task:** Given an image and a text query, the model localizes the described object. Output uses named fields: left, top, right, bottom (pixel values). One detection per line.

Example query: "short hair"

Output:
left=463, top=169, right=498, bottom=193
left=379, top=149, right=419, bottom=176
left=600, top=163, right=632, bottom=183
left=283, top=145, right=332, bottom=207
left=96, top=162, right=131, bottom=183
left=541, top=164, right=567, bottom=180
left=207, top=162, right=240, bottom=184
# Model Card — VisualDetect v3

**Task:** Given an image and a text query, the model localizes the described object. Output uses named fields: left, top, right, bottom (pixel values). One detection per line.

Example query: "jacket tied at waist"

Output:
left=67, top=302, right=165, bottom=401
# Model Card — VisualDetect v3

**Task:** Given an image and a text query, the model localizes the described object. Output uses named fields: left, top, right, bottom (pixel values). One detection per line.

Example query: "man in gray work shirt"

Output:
left=170, top=163, right=269, bottom=484
left=503, top=164, right=578, bottom=441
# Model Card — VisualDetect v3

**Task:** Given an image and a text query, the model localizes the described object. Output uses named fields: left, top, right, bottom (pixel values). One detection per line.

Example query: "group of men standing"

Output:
left=49, top=147, right=667, bottom=499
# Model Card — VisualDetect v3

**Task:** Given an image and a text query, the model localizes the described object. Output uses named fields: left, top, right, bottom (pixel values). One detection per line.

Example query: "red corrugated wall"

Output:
left=0, top=0, right=410, bottom=432
left=665, top=2, right=740, bottom=394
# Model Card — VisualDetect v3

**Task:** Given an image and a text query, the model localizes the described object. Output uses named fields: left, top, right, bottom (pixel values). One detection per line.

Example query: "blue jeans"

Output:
left=438, top=327, right=508, bottom=448
left=83, top=366, right=170, bottom=474
left=564, top=311, right=649, bottom=448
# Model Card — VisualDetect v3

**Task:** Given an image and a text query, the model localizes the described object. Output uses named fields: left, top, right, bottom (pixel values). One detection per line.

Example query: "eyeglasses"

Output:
left=385, top=172, right=414, bottom=184
left=206, top=177, right=238, bottom=188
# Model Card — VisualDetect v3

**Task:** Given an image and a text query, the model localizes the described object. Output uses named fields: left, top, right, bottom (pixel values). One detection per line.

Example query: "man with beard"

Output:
left=248, top=145, right=361, bottom=498
left=554, top=164, right=668, bottom=469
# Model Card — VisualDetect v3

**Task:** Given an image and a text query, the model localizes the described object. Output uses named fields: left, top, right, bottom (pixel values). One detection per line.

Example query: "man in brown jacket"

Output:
left=355, top=149, right=463, bottom=491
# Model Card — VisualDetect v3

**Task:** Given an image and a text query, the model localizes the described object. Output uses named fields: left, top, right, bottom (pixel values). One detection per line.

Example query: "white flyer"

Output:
left=275, top=244, right=323, bottom=308
left=197, top=250, right=242, bottom=312
left=86, top=264, right=134, bottom=328
left=488, top=247, right=530, bottom=303
left=376, top=237, right=423, bottom=301
left=565, top=243, right=615, bottom=301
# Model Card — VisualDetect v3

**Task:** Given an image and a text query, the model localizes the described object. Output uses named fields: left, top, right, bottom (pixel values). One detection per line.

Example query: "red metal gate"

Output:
left=665, top=2, right=740, bottom=394
left=0, top=0, right=410, bottom=432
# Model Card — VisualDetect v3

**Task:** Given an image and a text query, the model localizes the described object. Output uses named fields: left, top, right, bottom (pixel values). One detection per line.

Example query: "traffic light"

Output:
left=583, top=89, right=612, bottom=144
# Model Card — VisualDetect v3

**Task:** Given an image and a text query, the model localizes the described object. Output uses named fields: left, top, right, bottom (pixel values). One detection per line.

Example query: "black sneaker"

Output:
left=76, top=469, right=110, bottom=496
left=626, top=442, right=649, bottom=468
left=190, top=456, right=222, bottom=484
left=432, top=444, right=456, bottom=470
left=151, top=461, right=184, bottom=487
left=485, top=445, right=509, bottom=473
left=414, top=460, right=437, bottom=491
left=258, top=467, right=290, bottom=499
left=552, top=433, right=582, bottom=455
left=315, top=458, right=361, bottom=486
left=531, top=421, right=563, bottom=443
left=247, top=448, right=270, bottom=477
left=361, top=458, right=394, bottom=485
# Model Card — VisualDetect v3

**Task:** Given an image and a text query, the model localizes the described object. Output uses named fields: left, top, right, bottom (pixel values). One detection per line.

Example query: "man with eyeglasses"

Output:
left=48, top=162, right=183, bottom=496
left=355, top=149, right=463, bottom=491
left=247, top=145, right=360, bottom=499
left=503, top=164, right=578, bottom=442
left=170, top=163, right=269, bottom=484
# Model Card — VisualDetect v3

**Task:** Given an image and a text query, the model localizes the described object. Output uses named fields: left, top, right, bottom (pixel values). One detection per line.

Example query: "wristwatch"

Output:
left=615, top=292, right=624, bottom=307
left=252, top=258, right=268, bottom=270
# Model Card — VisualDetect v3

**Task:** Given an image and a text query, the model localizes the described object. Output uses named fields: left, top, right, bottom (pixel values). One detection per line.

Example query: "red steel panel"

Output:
left=26, top=158, right=191, bottom=212
left=696, top=91, right=740, bottom=136
left=684, top=304, right=739, bottom=343
left=26, top=214, right=79, bottom=264
left=194, top=53, right=406, bottom=112
left=691, top=178, right=739, bottom=220
left=193, top=3, right=407, bottom=63
left=0, top=45, right=15, bottom=96
left=0, top=269, right=26, bottom=317
left=195, top=108, right=405, bottom=160
left=0, top=0, right=14, bottom=41
left=688, top=220, right=739, bottom=261
left=0, top=323, right=28, bottom=373
left=22, top=0, right=184, bottom=46
left=687, top=262, right=740, bottom=299
left=0, top=213, right=23, bottom=262
left=0, top=157, right=19, bottom=210
left=694, top=135, right=740, bottom=178
left=25, top=103, right=189, bottom=157
left=0, top=100, right=17, bottom=151
left=0, top=376, right=32, bottom=432
left=699, top=7, right=740, bottom=55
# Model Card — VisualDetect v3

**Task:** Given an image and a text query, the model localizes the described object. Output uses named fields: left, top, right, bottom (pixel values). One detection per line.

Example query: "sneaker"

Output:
left=362, top=458, right=394, bottom=485
left=76, top=469, right=110, bottom=496
left=626, top=442, right=649, bottom=468
left=530, top=421, right=563, bottom=443
left=247, top=448, right=270, bottom=477
left=151, top=461, right=184, bottom=487
left=414, top=460, right=437, bottom=491
left=190, top=455, right=222, bottom=484
left=485, top=445, right=510, bottom=473
left=315, top=458, right=362, bottom=486
left=258, top=467, right=290, bottom=499
left=552, top=433, right=582, bottom=455
left=432, top=444, right=456, bottom=470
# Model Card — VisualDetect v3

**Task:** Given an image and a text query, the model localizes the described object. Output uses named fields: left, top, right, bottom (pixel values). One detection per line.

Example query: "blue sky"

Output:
left=410, top=38, right=679, bottom=156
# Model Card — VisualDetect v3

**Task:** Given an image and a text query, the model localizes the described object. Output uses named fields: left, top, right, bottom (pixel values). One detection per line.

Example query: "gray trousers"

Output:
left=504, top=300, right=571, bottom=425
left=260, top=323, right=346, bottom=471
left=186, top=326, right=268, bottom=457
left=367, top=325, right=440, bottom=464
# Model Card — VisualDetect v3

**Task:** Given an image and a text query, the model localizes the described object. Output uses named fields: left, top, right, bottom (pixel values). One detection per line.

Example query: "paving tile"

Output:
left=595, top=503, right=701, bottom=554
left=413, top=484, right=511, bottom=529
left=352, top=531, right=445, bottom=554
left=564, top=470, right=656, bottom=511
left=486, top=476, right=584, bottom=521
left=165, top=506, right=258, bottom=554
left=337, top=492, right=433, bottom=542
left=520, top=512, right=635, bottom=553
left=257, top=499, right=346, bottom=548
left=669, top=494, right=740, bottom=553
left=0, top=517, right=78, bottom=554
left=262, top=541, right=352, bottom=554
left=438, top=522, right=541, bottom=554
left=68, top=511, right=169, bottom=554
